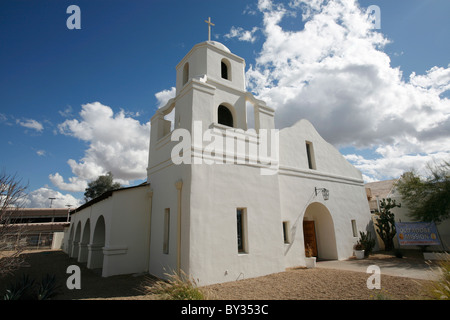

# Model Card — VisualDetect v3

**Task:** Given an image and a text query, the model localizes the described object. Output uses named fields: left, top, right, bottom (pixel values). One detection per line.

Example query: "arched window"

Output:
left=218, top=105, right=233, bottom=127
left=183, top=62, right=189, bottom=85
left=221, top=59, right=230, bottom=80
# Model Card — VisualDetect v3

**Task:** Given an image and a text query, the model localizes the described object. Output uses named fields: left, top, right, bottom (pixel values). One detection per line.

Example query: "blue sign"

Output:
left=395, top=222, right=441, bottom=246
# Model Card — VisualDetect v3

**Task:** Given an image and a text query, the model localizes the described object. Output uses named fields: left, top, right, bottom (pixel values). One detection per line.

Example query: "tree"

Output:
left=374, top=198, right=401, bottom=251
left=395, top=161, right=450, bottom=224
left=84, top=172, right=121, bottom=202
left=0, top=171, right=28, bottom=278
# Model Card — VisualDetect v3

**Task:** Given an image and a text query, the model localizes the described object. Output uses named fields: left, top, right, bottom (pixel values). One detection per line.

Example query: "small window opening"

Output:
left=183, top=63, right=189, bottom=85
left=163, top=208, right=170, bottom=254
left=218, top=105, right=234, bottom=127
left=221, top=60, right=229, bottom=79
left=351, top=220, right=358, bottom=237
left=237, top=208, right=247, bottom=253
left=283, top=221, right=291, bottom=244
left=306, top=141, right=316, bottom=170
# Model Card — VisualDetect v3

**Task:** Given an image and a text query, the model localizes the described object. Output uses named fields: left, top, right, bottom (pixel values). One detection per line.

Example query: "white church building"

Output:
left=64, top=36, right=372, bottom=286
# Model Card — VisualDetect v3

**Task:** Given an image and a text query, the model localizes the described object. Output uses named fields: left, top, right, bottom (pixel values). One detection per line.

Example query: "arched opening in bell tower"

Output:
left=218, top=104, right=234, bottom=127
left=183, top=62, right=189, bottom=86
left=221, top=59, right=231, bottom=80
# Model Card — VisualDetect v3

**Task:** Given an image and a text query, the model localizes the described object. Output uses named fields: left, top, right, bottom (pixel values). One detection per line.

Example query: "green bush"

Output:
left=37, top=274, right=58, bottom=300
left=358, top=231, right=375, bottom=257
left=370, top=289, right=392, bottom=300
left=422, top=253, right=450, bottom=300
left=3, top=274, right=59, bottom=300
left=147, top=270, right=208, bottom=300
left=3, top=274, right=34, bottom=300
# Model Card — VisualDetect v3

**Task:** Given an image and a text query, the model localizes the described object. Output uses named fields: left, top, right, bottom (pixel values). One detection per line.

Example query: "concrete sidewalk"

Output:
left=316, top=253, right=442, bottom=281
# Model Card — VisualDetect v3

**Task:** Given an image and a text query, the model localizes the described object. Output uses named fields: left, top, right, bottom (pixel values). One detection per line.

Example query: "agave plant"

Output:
left=3, top=273, right=59, bottom=300
left=37, top=274, right=59, bottom=300
left=3, top=274, right=34, bottom=300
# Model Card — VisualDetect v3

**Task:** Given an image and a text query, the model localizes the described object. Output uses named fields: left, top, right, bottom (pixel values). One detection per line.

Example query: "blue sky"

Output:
left=1, top=0, right=449, bottom=208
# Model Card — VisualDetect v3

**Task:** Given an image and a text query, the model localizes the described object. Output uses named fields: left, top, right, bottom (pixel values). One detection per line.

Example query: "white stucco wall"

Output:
left=188, top=162, right=285, bottom=286
left=51, top=232, right=65, bottom=250
left=278, top=118, right=372, bottom=267
left=147, top=163, right=190, bottom=280
left=67, top=184, right=151, bottom=277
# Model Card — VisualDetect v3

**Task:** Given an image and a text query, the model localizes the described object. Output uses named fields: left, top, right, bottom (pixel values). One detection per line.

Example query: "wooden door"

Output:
left=303, top=220, right=318, bottom=257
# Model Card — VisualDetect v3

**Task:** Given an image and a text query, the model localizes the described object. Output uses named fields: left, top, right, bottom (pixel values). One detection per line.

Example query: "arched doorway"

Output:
left=303, top=202, right=338, bottom=260
left=87, top=216, right=105, bottom=272
left=78, top=219, right=90, bottom=263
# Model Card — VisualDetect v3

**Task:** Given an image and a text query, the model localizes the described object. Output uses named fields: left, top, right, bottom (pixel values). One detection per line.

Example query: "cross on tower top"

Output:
left=204, top=17, right=215, bottom=41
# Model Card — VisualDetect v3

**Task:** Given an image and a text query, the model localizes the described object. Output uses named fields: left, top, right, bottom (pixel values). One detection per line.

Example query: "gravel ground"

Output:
left=0, top=249, right=437, bottom=300
left=203, top=267, right=429, bottom=300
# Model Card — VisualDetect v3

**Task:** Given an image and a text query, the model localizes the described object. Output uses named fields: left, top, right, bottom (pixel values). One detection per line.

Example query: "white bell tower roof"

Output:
left=206, top=40, right=231, bottom=53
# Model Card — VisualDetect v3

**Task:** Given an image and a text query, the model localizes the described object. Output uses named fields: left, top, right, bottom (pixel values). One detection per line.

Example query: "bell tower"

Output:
left=175, top=40, right=246, bottom=95
left=146, top=20, right=282, bottom=283
left=148, top=19, right=276, bottom=173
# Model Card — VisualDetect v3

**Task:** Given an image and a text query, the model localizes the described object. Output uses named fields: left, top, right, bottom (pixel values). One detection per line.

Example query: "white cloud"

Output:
left=409, top=64, right=450, bottom=96
left=224, top=26, right=259, bottom=43
left=17, top=119, right=44, bottom=132
left=48, top=172, right=88, bottom=192
left=345, top=151, right=450, bottom=183
left=156, top=87, right=176, bottom=128
left=155, top=87, right=176, bottom=108
left=53, top=102, right=150, bottom=191
left=51, top=86, right=178, bottom=193
left=24, top=187, right=82, bottom=208
left=36, top=150, right=45, bottom=156
left=0, top=113, right=7, bottom=123
left=58, top=105, right=74, bottom=118
left=243, top=4, right=258, bottom=16
left=245, top=0, right=450, bottom=181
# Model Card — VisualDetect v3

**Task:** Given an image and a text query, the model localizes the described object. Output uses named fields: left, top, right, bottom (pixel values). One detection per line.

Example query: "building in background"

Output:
left=4, top=208, right=70, bottom=250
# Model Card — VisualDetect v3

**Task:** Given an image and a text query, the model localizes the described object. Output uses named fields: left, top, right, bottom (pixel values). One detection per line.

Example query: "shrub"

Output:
left=3, top=274, right=35, bottom=300
left=370, top=289, right=392, bottom=300
left=147, top=270, right=208, bottom=300
left=422, top=253, right=450, bottom=300
left=305, top=244, right=314, bottom=257
left=37, top=274, right=59, bottom=300
left=358, top=231, right=375, bottom=257
left=3, top=273, right=59, bottom=300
